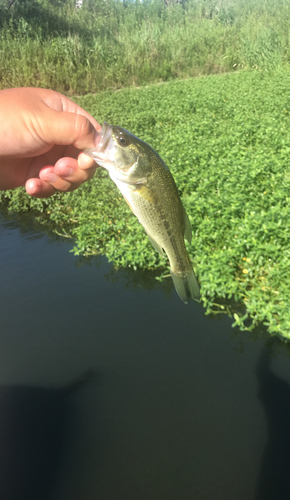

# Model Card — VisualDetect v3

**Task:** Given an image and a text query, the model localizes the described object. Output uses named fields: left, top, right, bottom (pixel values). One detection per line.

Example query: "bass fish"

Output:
left=84, top=123, right=200, bottom=303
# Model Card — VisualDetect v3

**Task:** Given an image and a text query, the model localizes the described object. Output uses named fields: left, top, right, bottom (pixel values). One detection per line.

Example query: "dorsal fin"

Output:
left=182, top=206, right=192, bottom=244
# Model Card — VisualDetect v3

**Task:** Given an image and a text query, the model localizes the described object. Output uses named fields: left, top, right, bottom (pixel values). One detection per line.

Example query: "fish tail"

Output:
left=170, top=268, right=200, bottom=304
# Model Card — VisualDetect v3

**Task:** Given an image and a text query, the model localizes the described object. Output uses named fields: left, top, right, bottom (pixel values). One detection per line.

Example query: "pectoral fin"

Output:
left=145, top=230, right=164, bottom=256
left=134, top=185, right=159, bottom=204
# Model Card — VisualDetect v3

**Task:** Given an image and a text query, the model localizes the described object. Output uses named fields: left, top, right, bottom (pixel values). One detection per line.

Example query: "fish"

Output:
left=84, top=122, right=200, bottom=303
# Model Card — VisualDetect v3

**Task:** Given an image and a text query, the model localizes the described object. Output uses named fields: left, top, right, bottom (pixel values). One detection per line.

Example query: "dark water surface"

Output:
left=1, top=212, right=290, bottom=500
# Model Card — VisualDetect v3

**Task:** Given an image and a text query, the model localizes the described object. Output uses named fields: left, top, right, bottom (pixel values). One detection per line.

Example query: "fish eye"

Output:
left=117, top=136, right=129, bottom=146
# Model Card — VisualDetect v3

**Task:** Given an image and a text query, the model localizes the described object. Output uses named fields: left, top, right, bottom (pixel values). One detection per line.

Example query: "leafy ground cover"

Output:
left=2, top=69, right=290, bottom=338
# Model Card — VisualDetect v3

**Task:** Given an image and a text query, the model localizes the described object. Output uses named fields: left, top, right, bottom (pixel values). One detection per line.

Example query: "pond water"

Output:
left=1, top=211, right=290, bottom=500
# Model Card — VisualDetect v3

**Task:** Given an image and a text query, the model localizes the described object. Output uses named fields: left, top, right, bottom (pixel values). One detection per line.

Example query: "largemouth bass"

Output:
left=84, top=123, right=200, bottom=303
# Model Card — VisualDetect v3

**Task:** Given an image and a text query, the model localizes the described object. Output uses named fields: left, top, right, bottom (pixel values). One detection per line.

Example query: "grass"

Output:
left=2, top=69, right=290, bottom=339
left=1, top=0, right=290, bottom=93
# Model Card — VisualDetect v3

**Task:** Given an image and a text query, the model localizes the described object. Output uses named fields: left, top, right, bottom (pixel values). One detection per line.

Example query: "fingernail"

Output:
left=60, top=166, right=73, bottom=178
left=94, top=129, right=102, bottom=145
left=43, top=172, right=58, bottom=183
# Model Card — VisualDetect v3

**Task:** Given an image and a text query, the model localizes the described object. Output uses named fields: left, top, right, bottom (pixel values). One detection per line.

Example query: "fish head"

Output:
left=84, top=123, right=152, bottom=184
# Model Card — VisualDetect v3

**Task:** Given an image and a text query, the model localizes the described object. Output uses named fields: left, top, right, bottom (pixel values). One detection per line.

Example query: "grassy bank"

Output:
left=1, top=0, right=290, bottom=93
left=1, top=69, right=290, bottom=338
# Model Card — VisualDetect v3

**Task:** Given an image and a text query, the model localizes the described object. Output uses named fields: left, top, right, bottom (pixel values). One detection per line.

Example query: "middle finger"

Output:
left=39, top=157, right=95, bottom=192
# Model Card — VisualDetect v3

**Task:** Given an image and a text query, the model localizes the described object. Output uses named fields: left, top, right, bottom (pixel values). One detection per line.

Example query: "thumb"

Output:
left=41, top=108, right=100, bottom=150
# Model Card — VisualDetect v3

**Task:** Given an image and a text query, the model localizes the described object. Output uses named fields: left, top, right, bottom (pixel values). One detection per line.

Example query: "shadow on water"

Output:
left=0, top=370, right=100, bottom=500
left=256, top=340, right=290, bottom=500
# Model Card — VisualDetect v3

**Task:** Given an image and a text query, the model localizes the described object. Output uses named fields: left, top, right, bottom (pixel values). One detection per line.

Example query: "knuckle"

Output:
left=74, top=114, right=91, bottom=138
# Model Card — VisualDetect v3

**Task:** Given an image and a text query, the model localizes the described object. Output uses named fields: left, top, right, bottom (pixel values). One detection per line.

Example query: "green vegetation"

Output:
left=2, top=69, right=290, bottom=338
left=1, top=0, right=290, bottom=93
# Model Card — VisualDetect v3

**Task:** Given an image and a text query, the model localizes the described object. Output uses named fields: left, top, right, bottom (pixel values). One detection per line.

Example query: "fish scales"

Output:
left=126, top=165, right=190, bottom=271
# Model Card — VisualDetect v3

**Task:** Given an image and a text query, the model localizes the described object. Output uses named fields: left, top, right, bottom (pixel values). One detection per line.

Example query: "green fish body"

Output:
left=84, top=123, right=200, bottom=303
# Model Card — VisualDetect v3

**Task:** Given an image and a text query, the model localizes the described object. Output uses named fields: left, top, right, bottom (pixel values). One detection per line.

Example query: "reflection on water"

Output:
left=1, top=210, right=290, bottom=500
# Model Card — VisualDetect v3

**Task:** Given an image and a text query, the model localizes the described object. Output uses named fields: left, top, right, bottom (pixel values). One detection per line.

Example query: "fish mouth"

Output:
left=83, top=122, right=112, bottom=160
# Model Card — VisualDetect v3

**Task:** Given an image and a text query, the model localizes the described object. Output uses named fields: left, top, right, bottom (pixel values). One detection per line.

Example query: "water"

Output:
left=1, top=212, right=290, bottom=500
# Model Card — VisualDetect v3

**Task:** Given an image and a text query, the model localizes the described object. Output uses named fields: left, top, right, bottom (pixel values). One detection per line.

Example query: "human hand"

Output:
left=0, top=87, right=101, bottom=198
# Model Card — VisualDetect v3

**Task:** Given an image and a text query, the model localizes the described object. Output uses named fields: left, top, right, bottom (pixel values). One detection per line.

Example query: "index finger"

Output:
left=42, top=90, right=102, bottom=132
